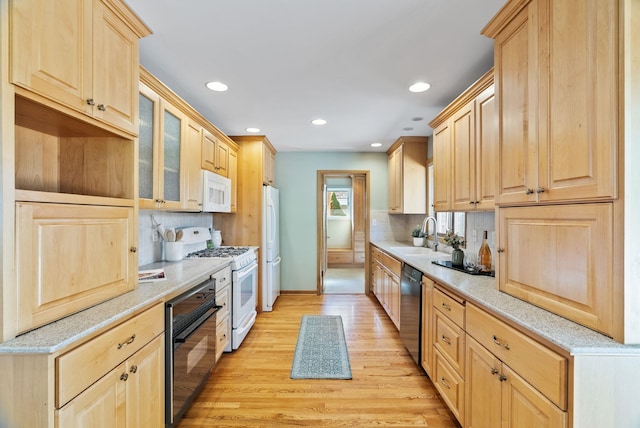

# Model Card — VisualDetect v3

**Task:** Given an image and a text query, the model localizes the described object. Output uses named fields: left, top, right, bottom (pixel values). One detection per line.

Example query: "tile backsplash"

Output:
left=369, top=209, right=496, bottom=262
left=138, top=210, right=213, bottom=266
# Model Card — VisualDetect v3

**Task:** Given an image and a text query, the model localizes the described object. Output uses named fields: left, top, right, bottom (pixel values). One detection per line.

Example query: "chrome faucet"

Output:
left=422, top=216, right=438, bottom=252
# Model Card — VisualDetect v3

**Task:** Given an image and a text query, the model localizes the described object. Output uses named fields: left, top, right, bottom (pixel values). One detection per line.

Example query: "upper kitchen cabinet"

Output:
left=386, top=136, right=428, bottom=214
left=202, top=129, right=233, bottom=178
left=10, top=0, right=151, bottom=136
left=263, top=144, right=276, bottom=186
left=429, top=70, right=496, bottom=212
left=483, top=0, right=617, bottom=206
left=138, top=77, right=186, bottom=210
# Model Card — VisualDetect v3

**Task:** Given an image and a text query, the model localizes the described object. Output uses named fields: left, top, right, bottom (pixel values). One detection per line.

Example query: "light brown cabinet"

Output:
left=432, top=287, right=466, bottom=425
left=55, top=305, right=164, bottom=428
left=217, top=135, right=277, bottom=310
left=202, top=129, right=232, bottom=178
left=263, top=144, right=276, bottom=186
left=386, top=136, right=428, bottom=214
left=430, top=70, right=495, bottom=212
left=138, top=77, right=186, bottom=210
left=10, top=0, right=149, bottom=136
left=484, top=0, right=617, bottom=206
left=15, top=202, right=136, bottom=334
left=0, top=304, right=164, bottom=427
left=370, top=246, right=401, bottom=330
left=465, top=302, right=567, bottom=427
left=185, top=120, right=204, bottom=211
left=420, top=277, right=434, bottom=377
left=213, top=266, right=232, bottom=359
left=497, top=203, right=615, bottom=336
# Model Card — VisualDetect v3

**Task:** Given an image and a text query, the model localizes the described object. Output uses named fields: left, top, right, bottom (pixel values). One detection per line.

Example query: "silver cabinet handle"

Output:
left=120, top=373, right=128, bottom=381
left=129, top=365, right=138, bottom=374
left=441, top=302, right=451, bottom=311
left=536, top=187, right=546, bottom=193
left=525, top=188, right=535, bottom=195
left=441, top=335, right=451, bottom=345
left=86, top=98, right=95, bottom=106
left=440, top=377, right=451, bottom=389
left=117, top=334, right=136, bottom=349
left=492, top=335, right=510, bottom=350
left=97, top=104, right=106, bottom=111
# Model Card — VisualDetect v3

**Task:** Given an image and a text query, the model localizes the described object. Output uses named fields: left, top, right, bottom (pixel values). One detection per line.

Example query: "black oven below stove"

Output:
left=165, top=275, right=220, bottom=427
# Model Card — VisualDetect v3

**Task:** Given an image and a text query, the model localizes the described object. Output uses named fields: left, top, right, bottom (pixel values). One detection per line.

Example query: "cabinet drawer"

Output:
left=328, top=251, right=354, bottom=264
left=216, top=283, right=231, bottom=321
left=433, top=287, right=465, bottom=328
left=433, top=309, right=465, bottom=376
left=433, top=349, right=465, bottom=426
left=213, top=266, right=232, bottom=291
left=373, top=247, right=401, bottom=277
left=466, top=303, right=567, bottom=410
left=57, top=303, right=164, bottom=407
left=216, top=314, right=230, bottom=362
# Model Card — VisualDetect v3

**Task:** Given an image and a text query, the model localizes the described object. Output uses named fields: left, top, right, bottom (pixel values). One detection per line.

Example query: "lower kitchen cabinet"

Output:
left=420, top=277, right=434, bottom=377
left=465, top=335, right=566, bottom=428
left=214, top=266, right=232, bottom=358
left=371, top=245, right=401, bottom=329
left=57, top=334, right=164, bottom=428
left=0, top=303, right=165, bottom=428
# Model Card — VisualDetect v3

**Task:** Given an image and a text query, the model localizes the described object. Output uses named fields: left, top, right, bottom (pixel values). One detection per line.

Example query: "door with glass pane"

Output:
left=160, top=101, right=183, bottom=209
left=138, top=84, right=159, bottom=208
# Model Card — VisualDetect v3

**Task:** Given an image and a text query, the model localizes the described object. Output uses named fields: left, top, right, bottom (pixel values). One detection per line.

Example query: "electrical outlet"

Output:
left=152, top=229, right=159, bottom=242
left=472, top=229, right=478, bottom=243
left=372, top=219, right=377, bottom=227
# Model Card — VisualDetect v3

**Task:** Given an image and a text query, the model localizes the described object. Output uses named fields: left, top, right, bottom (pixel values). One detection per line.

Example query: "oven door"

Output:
left=231, top=261, right=258, bottom=349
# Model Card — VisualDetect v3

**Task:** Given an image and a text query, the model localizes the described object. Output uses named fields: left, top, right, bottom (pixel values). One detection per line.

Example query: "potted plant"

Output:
left=411, top=225, right=426, bottom=246
left=443, top=229, right=465, bottom=266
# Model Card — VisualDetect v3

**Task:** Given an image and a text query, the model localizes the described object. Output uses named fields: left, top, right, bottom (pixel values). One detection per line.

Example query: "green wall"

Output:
left=275, top=152, right=388, bottom=291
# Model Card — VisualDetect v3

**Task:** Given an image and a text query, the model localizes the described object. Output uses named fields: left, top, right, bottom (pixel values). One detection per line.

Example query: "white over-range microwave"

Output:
left=202, top=170, right=231, bottom=212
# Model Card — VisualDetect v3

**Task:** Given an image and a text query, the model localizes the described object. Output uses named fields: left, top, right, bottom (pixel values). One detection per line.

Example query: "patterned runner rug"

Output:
left=290, top=315, right=352, bottom=379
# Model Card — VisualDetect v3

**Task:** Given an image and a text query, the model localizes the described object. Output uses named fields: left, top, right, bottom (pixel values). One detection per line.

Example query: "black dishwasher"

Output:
left=400, top=264, right=422, bottom=364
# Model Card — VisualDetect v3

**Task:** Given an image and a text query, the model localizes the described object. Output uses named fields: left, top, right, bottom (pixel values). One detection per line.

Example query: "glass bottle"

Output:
left=478, top=230, right=492, bottom=272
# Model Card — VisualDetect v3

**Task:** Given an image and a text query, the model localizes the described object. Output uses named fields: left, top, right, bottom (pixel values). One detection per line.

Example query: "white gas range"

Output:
left=179, top=227, right=258, bottom=351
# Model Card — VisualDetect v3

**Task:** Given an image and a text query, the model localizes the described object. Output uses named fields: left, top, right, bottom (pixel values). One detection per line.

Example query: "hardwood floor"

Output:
left=177, top=294, right=459, bottom=427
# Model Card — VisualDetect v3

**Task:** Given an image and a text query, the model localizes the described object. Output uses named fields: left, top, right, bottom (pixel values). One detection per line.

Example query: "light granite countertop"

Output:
left=372, top=240, right=640, bottom=356
left=0, top=258, right=230, bottom=354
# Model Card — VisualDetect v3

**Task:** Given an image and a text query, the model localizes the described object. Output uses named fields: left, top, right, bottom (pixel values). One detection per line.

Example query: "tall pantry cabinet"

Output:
left=215, top=135, right=277, bottom=311
left=483, top=0, right=638, bottom=341
left=0, top=0, right=150, bottom=340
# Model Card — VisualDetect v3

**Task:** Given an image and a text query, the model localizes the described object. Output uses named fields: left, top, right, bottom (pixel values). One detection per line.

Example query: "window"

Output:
left=436, top=212, right=466, bottom=247
left=327, top=189, right=351, bottom=218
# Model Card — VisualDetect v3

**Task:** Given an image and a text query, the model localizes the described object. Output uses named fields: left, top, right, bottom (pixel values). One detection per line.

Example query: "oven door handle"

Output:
left=175, top=306, right=221, bottom=344
left=235, top=261, right=258, bottom=280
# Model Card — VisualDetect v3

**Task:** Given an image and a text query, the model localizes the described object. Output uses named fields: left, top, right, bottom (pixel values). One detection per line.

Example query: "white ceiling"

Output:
left=125, top=0, right=506, bottom=152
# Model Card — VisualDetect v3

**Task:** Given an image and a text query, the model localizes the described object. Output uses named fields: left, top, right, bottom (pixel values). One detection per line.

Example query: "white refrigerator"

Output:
left=262, top=185, right=281, bottom=311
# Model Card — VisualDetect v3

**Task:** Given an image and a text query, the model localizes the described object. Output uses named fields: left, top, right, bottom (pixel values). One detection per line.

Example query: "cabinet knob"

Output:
left=86, top=98, right=95, bottom=106
left=525, top=188, right=535, bottom=195
left=499, top=374, right=507, bottom=382
left=97, top=104, right=106, bottom=111
left=536, top=187, right=546, bottom=193
left=496, top=248, right=505, bottom=253
left=130, top=247, right=137, bottom=253
left=491, top=368, right=499, bottom=375
left=120, top=373, right=129, bottom=382
left=130, top=365, right=138, bottom=374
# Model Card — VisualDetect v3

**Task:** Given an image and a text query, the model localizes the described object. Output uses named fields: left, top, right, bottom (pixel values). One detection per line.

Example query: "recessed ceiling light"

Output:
left=411, top=117, right=424, bottom=121
left=403, top=127, right=414, bottom=131
left=311, top=118, right=327, bottom=125
left=246, top=127, right=260, bottom=133
left=205, top=81, right=228, bottom=92
left=409, top=82, right=431, bottom=93
left=370, top=143, right=382, bottom=148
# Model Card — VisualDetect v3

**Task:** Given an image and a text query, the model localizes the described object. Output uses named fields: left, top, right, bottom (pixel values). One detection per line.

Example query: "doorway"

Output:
left=316, top=170, right=370, bottom=295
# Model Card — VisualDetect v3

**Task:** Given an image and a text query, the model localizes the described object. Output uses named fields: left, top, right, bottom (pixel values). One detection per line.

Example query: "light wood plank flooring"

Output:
left=177, top=294, right=458, bottom=427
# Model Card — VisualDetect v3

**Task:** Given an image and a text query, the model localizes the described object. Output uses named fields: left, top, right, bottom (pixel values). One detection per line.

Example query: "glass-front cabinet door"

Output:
left=137, top=82, right=184, bottom=210
left=161, top=103, right=182, bottom=208
left=138, top=86, right=157, bottom=206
